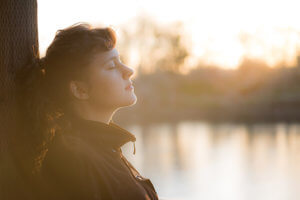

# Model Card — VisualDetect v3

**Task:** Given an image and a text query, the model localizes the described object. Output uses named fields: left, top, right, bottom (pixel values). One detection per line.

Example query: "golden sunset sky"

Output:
left=38, top=0, right=300, bottom=69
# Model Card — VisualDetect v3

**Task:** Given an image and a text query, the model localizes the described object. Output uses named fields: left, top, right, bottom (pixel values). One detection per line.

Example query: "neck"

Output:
left=70, top=102, right=117, bottom=125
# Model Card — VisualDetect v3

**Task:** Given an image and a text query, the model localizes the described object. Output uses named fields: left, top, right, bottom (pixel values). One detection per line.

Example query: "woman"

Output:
left=18, top=22, right=159, bottom=200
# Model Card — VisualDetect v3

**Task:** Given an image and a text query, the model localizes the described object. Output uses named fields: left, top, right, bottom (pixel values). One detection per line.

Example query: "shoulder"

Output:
left=41, top=133, right=87, bottom=177
left=41, top=130, right=113, bottom=177
left=42, top=131, right=99, bottom=169
left=39, top=132, right=103, bottom=199
left=47, top=129, right=98, bottom=155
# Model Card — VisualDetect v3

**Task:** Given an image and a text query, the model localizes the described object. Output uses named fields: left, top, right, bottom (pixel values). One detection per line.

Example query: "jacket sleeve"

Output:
left=39, top=135, right=105, bottom=200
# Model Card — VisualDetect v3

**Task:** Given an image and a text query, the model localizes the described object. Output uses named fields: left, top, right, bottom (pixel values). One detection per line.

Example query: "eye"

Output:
left=106, top=60, right=116, bottom=69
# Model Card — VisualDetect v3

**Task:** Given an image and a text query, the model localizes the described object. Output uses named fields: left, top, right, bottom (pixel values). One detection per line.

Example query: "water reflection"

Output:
left=121, top=121, right=300, bottom=200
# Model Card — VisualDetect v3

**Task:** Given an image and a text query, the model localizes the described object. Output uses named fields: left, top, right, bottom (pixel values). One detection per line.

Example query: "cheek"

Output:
left=88, top=71, right=123, bottom=104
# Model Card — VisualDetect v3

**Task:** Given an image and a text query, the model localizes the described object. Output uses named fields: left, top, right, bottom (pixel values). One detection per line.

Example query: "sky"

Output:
left=38, top=0, right=300, bottom=69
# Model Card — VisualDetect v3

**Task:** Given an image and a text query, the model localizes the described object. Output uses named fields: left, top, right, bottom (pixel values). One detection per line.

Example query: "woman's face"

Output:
left=83, top=48, right=137, bottom=110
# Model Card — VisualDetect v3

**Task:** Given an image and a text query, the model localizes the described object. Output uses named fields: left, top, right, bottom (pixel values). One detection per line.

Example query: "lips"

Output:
left=125, top=83, right=134, bottom=90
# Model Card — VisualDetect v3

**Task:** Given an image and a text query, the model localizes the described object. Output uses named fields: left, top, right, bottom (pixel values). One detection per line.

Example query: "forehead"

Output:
left=91, top=48, right=119, bottom=64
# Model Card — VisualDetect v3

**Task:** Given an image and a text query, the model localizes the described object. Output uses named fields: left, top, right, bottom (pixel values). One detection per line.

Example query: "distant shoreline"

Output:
left=115, top=108, right=300, bottom=126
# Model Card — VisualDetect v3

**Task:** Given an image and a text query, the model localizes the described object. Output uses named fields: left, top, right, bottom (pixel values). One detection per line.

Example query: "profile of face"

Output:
left=69, top=48, right=137, bottom=112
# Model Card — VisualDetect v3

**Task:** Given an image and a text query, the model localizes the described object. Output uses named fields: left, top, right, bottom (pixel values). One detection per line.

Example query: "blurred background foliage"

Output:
left=114, top=16, right=300, bottom=124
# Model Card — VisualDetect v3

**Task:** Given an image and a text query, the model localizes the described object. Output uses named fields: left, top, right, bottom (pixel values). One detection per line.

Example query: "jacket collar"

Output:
left=67, top=113, right=136, bottom=152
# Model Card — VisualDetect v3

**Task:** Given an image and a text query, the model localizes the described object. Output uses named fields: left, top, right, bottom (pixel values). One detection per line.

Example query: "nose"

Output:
left=121, top=63, right=134, bottom=79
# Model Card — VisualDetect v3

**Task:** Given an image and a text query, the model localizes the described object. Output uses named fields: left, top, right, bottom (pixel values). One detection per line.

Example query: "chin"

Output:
left=121, top=93, right=137, bottom=107
left=128, top=93, right=137, bottom=105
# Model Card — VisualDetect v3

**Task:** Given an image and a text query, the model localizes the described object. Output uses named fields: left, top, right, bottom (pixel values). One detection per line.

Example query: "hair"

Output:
left=15, top=22, right=117, bottom=174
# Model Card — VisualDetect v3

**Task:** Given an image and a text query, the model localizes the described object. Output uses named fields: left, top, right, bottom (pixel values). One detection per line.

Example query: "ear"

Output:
left=69, top=80, right=90, bottom=100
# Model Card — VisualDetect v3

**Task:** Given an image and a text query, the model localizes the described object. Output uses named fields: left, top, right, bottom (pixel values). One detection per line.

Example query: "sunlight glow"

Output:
left=38, top=0, right=300, bottom=69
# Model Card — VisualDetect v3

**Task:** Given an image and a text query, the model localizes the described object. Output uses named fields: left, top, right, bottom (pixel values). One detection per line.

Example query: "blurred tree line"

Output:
left=114, top=16, right=300, bottom=124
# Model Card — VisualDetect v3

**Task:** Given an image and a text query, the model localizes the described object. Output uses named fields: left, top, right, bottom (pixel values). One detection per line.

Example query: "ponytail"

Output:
left=15, top=54, right=56, bottom=174
left=16, top=55, right=46, bottom=119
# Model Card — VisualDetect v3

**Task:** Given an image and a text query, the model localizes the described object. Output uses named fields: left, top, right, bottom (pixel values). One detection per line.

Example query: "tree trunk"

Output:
left=0, top=0, right=39, bottom=199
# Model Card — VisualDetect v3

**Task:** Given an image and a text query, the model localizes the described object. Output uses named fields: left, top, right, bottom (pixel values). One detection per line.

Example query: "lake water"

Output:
left=121, top=121, right=300, bottom=200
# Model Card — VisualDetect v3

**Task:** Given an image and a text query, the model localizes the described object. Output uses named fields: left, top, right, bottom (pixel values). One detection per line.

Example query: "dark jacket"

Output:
left=37, top=114, right=159, bottom=200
